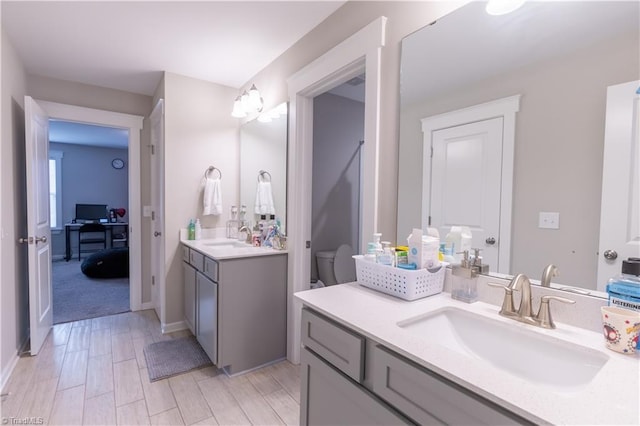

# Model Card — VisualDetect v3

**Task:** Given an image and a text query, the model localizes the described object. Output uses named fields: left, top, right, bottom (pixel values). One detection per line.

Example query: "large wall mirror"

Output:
left=397, top=1, right=639, bottom=291
left=240, top=103, right=288, bottom=233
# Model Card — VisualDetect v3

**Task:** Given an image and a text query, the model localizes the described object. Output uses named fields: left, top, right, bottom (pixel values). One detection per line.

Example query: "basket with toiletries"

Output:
left=353, top=255, right=447, bottom=301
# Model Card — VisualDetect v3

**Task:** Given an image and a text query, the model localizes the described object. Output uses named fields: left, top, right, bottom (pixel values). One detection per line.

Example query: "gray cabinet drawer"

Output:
left=372, top=345, right=529, bottom=426
left=189, top=249, right=204, bottom=271
left=182, top=245, right=190, bottom=262
left=301, top=308, right=364, bottom=383
left=300, top=347, right=409, bottom=426
left=203, top=256, right=218, bottom=282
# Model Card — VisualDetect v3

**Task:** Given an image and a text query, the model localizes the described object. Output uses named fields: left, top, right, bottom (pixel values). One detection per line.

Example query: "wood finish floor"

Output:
left=0, top=310, right=300, bottom=425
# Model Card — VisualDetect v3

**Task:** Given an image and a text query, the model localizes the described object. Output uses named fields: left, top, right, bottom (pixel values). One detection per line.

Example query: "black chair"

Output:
left=78, top=223, right=107, bottom=260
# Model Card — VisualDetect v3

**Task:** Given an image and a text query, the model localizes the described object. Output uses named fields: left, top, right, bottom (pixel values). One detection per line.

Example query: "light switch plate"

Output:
left=539, top=212, right=560, bottom=229
left=143, top=205, right=152, bottom=217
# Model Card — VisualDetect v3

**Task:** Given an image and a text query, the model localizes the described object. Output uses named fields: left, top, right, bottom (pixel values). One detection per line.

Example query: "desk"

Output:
left=64, top=222, right=128, bottom=261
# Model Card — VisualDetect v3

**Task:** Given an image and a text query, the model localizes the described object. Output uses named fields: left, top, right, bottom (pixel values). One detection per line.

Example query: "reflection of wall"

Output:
left=311, top=93, right=364, bottom=280
left=240, top=112, right=287, bottom=231
left=398, top=32, right=638, bottom=289
left=49, top=142, right=129, bottom=257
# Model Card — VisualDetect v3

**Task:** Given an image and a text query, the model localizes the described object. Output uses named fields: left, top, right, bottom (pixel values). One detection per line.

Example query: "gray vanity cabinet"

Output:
left=196, top=271, right=218, bottom=365
left=300, top=307, right=532, bottom=426
left=301, top=347, right=409, bottom=426
left=182, top=244, right=287, bottom=374
left=182, top=262, right=197, bottom=335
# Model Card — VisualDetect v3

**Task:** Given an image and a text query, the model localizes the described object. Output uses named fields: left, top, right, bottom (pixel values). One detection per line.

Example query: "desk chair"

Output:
left=78, top=223, right=107, bottom=260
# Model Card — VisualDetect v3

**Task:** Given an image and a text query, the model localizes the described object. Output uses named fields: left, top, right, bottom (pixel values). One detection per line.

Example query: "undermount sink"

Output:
left=397, top=307, right=609, bottom=391
left=202, top=240, right=251, bottom=249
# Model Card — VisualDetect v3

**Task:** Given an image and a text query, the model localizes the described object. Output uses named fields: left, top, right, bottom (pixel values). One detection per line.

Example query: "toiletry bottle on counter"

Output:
left=377, top=241, right=395, bottom=266
left=606, top=258, right=640, bottom=312
left=188, top=219, right=195, bottom=240
left=407, top=228, right=423, bottom=268
left=194, top=219, right=202, bottom=240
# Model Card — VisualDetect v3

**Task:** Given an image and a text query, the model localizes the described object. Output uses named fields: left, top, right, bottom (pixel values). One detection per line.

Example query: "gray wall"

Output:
left=311, top=93, right=364, bottom=281
left=49, top=142, right=128, bottom=257
left=1, top=28, right=29, bottom=386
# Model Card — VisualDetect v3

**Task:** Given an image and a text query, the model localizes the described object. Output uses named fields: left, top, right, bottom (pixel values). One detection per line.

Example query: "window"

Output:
left=49, top=150, right=63, bottom=229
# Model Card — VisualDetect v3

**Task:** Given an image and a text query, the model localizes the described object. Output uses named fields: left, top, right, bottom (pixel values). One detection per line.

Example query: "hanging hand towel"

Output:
left=254, top=181, right=275, bottom=215
left=203, top=177, right=223, bottom=216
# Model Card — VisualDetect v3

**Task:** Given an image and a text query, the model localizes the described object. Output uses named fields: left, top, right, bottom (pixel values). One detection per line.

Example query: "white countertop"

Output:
left=181, top=237, right=287, bottom=260
left=295, top=283, right=640, bottom=425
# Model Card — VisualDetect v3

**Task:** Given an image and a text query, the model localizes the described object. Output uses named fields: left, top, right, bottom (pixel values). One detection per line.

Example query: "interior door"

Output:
left=597, top=81, right=640, bottom=290
left=24, top=96, right=53, bottom=355
left=429, top=118, right=503, bottom=270
left=150, top=100, right=165, bottom=320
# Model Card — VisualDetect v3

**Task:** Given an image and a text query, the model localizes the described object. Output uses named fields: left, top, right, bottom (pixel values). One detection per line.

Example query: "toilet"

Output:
left=316, top=244, right=357, bottom=286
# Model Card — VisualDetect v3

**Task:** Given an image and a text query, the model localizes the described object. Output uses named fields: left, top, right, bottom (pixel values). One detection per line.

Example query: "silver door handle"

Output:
left=603, top=250, right=618, bottom=260
left=18, top=237, right=33, bottom=244
left=35, top=236, right=47, bottom=243
left=154, top=231, right=162, bottom=237
left=485, top=237, right=496, bottom=245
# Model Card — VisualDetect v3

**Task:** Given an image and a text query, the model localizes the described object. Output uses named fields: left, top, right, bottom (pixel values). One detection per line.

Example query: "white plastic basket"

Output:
left=353, top=255, right=446, bottom=301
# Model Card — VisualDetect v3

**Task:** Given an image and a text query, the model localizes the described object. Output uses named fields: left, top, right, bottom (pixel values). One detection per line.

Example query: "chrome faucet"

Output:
left=489, top=273, right=575, bottom=329
left=238, top=225, right=252, bottom=244
left=540, top=264, right=558, bottom=287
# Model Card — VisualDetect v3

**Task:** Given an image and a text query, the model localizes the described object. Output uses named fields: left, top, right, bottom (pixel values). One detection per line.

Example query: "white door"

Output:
left=429, top=118, right=503, bottom=270
left=24, top=96, right=53, bottom=355
left=597, top=81, right=640, bottom=290
left=150, top=100, right=165, bottom=320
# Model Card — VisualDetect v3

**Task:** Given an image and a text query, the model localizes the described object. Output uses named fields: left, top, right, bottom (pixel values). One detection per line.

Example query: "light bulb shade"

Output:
left=248, top=84, right=263, bottom=111
left=231, top=97, right=247, bottom=118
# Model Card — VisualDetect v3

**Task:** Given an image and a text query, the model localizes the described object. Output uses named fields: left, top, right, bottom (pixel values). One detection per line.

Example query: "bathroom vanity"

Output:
left=182, top=239, right=287, bottom=374
left=295, top=283, right=640, bottom=425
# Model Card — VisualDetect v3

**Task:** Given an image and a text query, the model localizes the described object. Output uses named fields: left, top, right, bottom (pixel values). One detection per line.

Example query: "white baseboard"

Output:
left=161, top=320, right=187, bottom=334
left=140, top=302, right=154, bottom=310
left=1, top=337, right=30, bottom=391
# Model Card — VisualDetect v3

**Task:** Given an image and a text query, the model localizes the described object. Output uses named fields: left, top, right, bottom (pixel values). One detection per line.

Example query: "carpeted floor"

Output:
left=52, top=259, right=130, bottom=324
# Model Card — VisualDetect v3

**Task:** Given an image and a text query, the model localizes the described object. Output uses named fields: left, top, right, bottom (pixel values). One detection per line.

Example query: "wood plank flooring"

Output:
left=1, top=310, right=300, bottom=425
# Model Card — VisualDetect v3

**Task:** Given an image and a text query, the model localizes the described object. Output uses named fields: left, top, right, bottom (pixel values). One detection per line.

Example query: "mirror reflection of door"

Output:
left=429, top=118, right=503, bottom=270
left=597, top=81, right=640, bottom=290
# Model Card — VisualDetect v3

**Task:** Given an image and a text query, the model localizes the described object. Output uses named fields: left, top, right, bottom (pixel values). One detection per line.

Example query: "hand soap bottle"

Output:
left=194, top=219, right=202, bottom=240
left=188, top=219, right=195, bottom=240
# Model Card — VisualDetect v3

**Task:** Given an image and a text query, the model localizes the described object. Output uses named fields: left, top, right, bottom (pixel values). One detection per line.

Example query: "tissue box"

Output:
left=606, top=281, right=640, bottom=312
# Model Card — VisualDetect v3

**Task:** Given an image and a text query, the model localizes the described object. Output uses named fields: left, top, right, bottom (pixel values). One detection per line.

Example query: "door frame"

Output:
left=286, top=17, right=386, bottom=364
left=39, top=100, right=144, bottom=310
left=149, top=99, right=165, bottom=321
left=421, top=95, right=520, bottom=273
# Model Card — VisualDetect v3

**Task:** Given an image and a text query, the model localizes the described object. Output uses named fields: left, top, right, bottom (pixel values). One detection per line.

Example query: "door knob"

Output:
left=35, top=236, right=47, bottom=243
left=603, top=250, right=618, bottom=260
left=18, top=237, right=33, bottom=244
left=485, top=237, right=496, bottom=245
left=154, top=231, right=162, bottom=237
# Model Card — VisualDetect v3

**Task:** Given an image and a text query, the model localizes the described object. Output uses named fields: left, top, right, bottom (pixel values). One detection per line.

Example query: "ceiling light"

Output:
left=486, top=0, right=525, bottom=16
left=231, top=84, right=264, bottom=118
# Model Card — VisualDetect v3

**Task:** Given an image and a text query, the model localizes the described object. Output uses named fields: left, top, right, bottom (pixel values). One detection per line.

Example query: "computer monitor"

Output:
left=75, top=204, right=108, bottom=222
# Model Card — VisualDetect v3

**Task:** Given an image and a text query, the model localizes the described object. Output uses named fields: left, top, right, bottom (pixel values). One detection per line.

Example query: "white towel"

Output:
left=203, top=177, right=222, bottom=216
left=254, top=181, right=275, bottom=215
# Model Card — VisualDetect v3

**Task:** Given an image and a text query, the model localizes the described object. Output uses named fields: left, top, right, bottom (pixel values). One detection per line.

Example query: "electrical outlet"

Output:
left=539, top=212, right=560, bottom=229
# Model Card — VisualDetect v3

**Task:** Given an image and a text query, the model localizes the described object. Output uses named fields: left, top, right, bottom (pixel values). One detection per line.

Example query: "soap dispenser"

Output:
left=451, top=251, right=478, bottom=303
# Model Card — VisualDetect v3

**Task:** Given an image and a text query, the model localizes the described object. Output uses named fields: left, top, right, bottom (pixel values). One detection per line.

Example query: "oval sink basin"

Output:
left=397, top=307, right=609, bottom=391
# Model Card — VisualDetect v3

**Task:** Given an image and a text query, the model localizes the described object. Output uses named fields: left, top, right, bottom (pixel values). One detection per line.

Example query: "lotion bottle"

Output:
left=194, top=219, right=202, bottom=240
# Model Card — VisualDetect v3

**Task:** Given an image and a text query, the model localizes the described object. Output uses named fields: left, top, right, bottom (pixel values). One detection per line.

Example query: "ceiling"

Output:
left=2, top=1, right=346, bottom=96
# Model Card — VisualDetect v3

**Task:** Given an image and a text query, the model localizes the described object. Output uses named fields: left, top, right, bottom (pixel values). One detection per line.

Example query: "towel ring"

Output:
left=257, top=170, right=272, bottom=182
left=204, top=166, right=222, bottom=180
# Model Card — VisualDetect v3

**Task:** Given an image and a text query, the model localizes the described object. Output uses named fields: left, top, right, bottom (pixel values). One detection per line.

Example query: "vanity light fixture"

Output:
left=486, top=0, right=525, bottom=16
left=257, top=103, right=287, bottom=123
left=231, top=84, right=264, bottom=118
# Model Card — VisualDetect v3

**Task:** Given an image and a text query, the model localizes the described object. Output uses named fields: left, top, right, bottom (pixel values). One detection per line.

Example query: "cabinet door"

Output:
left=196, top=271, right=218, bottom=365
left=182, top=262, right=197, bottom=335
left=300, top=347, right=409, bottom=426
